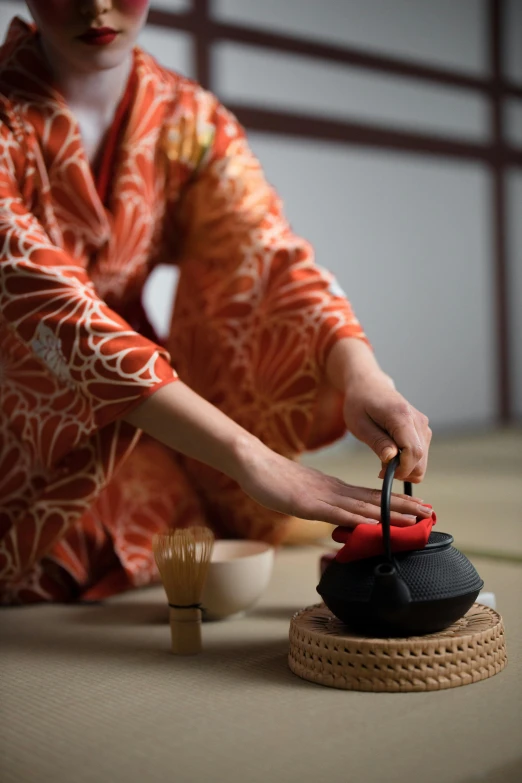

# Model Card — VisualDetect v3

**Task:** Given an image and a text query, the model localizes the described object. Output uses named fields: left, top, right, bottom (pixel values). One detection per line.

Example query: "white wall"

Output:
left=137, top=25, right=192, bottom=76
left=247, top=135, right=495, bottom=428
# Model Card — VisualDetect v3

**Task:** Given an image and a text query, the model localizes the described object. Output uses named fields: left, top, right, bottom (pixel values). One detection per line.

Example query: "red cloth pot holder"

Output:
left=332, top=512, right=437, bottom=563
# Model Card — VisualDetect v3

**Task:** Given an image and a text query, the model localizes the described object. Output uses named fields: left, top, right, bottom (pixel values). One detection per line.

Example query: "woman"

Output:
left=0, top=0, right=432, bottom=604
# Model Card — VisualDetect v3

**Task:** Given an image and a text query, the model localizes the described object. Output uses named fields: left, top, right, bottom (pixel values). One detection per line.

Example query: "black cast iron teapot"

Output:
left=317, top=454, right=484, bottom=636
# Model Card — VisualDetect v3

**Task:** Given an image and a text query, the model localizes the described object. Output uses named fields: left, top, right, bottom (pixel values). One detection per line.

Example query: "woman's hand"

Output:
left=343, top=372, right=432, bottom=483
left=326, top=339, right=432, bottom=483
left=233, top=435, right=433, bottom=528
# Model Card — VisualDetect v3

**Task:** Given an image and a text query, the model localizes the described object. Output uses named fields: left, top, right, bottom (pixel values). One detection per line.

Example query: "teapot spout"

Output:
left=371, top=562, right=412, bottom=610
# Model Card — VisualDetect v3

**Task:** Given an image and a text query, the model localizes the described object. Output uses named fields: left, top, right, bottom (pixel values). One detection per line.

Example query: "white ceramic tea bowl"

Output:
left=201, top=540, right=274, bottom=620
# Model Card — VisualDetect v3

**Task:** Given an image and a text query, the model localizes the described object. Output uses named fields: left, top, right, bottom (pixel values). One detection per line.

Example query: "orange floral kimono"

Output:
left=0, top=18, right=367, bottom=603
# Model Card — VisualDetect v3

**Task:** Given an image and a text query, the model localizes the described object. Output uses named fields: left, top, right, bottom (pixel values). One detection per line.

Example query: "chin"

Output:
left=73, top=45, right=134, bottom=72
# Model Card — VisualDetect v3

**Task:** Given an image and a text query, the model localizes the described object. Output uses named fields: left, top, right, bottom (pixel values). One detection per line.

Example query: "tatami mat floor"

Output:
left=1, top=428, right=521, bottom=783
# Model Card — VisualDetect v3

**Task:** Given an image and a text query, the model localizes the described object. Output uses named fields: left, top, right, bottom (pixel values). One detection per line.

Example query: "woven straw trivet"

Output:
left=288, top=603, right=507, bottom=692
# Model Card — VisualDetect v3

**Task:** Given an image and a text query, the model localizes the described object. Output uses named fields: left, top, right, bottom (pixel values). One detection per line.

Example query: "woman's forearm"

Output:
left=325, top=337, right=395, bottom=392
left=123, top=380, right=255, bottom=481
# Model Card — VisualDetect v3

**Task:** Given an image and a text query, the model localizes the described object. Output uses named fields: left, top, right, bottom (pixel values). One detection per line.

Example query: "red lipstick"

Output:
left=77, top=27, right=119, bottom=46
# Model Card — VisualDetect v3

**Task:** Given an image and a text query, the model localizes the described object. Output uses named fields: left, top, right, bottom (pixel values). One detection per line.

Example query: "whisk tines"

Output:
left=153, top=526, right=214, bottom=607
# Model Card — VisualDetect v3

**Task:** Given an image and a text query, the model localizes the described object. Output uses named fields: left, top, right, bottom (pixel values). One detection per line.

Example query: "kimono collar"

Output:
left=0, top=18, right=173, bottom=256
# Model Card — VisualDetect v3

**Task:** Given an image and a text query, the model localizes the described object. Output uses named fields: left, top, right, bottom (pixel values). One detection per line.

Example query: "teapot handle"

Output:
left=380, top=454, right=411, bottom=563
left=369, top=454, right=413, bottom=614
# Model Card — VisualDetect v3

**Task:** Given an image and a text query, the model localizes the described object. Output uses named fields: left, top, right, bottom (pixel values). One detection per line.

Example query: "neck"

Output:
left=40, top=39, right=133, bottom=119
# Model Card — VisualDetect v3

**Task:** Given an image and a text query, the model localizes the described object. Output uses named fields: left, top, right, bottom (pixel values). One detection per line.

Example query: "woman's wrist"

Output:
left=227, top=430, right=266, bottom=485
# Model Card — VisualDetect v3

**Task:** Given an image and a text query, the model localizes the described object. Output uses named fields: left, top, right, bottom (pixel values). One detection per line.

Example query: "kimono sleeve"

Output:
left=170, top=93, right=369, bottom=369
left=0, top=122, right=177, bottom=437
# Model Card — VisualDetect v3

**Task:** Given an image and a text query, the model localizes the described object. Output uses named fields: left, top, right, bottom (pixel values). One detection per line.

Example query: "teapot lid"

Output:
left=425, top=531, right=453, bottom=550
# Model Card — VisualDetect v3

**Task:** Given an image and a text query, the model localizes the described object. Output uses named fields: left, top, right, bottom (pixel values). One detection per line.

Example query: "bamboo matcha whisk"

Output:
left=153, top=526, right=214, bottom=655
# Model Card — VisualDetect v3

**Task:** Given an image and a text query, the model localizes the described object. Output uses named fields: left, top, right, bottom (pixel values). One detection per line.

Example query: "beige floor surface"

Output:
left=1, top=429, right=521, bottom=783
left=1, top=551, right=521, bottom=783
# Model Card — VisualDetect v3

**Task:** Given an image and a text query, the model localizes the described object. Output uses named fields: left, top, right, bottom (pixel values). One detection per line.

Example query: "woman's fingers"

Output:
left=331, top=480, right=432, bottom=520
left=308, top=498, right=425, bottom=529
left=312, top=500, right=378, bottom=528
left=294, top=482, right=432, bottom=529
left=325, top=498, right=424, bottom=528
left=392, top=492, right=430, bottom=508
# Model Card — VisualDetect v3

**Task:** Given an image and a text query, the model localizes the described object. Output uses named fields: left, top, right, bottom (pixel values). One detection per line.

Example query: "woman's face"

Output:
left=25, top=1, right=151, bottom=71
